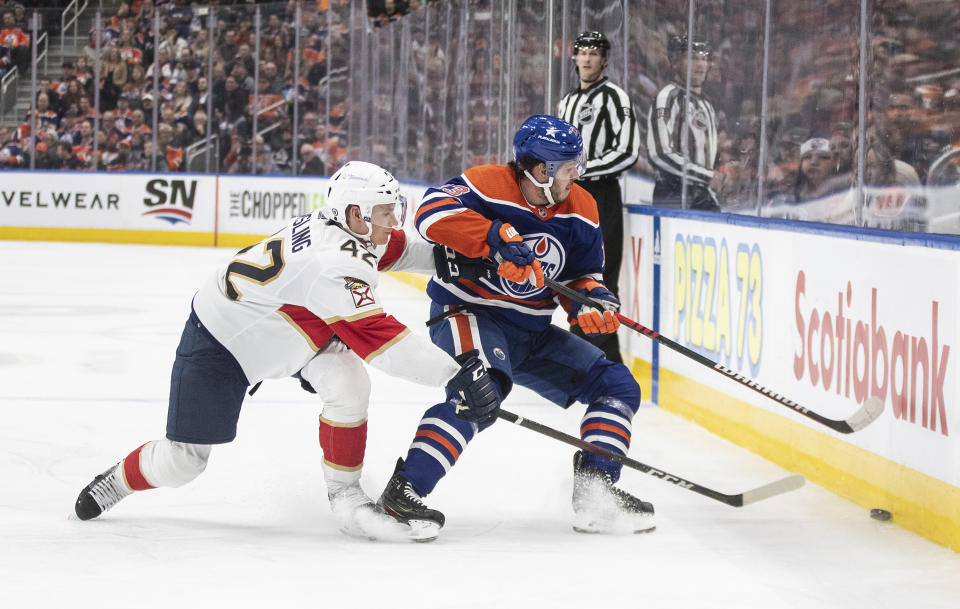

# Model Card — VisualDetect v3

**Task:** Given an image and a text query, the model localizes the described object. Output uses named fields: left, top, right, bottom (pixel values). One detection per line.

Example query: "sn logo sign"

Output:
left=142, top=179, right=197, bottom=225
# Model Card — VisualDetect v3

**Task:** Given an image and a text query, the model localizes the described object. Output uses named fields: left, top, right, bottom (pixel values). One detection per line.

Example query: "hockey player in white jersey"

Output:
left=73, top=161, right=500, bottom=541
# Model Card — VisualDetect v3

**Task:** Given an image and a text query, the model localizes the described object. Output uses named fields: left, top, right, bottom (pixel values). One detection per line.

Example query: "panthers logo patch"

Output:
left=344, top=277, right=375, bottom=308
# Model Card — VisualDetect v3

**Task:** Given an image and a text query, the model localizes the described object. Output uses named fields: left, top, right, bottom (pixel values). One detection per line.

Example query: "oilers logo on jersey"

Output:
left=499, top=232, right=566, bottom=299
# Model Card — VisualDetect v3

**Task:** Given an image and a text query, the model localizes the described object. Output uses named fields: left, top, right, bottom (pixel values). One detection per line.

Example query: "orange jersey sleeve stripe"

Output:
left=459, top=278, right=556, bottom=308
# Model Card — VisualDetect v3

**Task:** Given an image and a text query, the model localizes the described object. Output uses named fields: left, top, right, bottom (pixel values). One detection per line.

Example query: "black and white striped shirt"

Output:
left=646, top=82, right=718, bottom=187
left=557, top=77, right=641, bottom=179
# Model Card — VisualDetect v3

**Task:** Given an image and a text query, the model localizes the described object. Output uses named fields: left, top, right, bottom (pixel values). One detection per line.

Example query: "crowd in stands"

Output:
left=1, top=0, right=357, bottom=174
left=0, top=0, right=957, bottom=230
left=643, top=0, right=960, bottom=224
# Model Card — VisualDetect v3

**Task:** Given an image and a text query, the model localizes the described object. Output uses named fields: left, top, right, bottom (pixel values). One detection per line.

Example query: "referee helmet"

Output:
left=668, top=35, right=712, bottom=59
left=573, top=31, right=611, bottom=56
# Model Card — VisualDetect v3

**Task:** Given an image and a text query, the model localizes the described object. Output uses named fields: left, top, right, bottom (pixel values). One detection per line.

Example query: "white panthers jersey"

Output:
left=192, top=210, right=459, bottom=387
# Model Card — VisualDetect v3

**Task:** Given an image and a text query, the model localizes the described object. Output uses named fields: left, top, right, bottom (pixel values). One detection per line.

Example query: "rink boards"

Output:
left=2, top=169, right=958, bottom=551
left=621, top=206, right=960, bottom=552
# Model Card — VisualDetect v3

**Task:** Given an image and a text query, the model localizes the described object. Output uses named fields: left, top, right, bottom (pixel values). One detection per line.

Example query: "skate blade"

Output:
left=572, top=512, right=656, bottom=535
left=339, top=510, right=439, bottom=543
left=406, top=520, right=441, bottom=543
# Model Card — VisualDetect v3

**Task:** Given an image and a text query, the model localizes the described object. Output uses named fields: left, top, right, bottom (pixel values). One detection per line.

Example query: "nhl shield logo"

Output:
left=577, top=104, right=595, bottom=125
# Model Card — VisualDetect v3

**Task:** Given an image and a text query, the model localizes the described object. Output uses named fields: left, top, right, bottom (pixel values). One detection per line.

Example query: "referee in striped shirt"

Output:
left=557, top=31, right=641, bottom=364
left=646, top=35, right=723, bottom=211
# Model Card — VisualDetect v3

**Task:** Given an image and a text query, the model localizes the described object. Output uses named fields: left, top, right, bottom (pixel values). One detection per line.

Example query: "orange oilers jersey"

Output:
left=192, top=212, right=458, bottom=387
left=414, top=164, right=606, bottom=331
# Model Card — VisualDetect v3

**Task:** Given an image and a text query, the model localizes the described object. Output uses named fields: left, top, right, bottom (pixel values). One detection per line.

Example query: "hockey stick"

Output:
left=497, top=409, right=804, bottom=507
left=546, top=276, right=884, bottom=434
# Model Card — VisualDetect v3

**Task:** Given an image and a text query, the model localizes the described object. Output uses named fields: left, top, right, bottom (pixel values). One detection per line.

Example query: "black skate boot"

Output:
left=377, top=459, right=445, bottom=542
left=572, top=450, right=655, bottom=534
left=75, top=463, right=132, bottom=521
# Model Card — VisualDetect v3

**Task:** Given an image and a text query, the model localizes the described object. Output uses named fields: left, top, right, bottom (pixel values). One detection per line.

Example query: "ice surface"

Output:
left=1, top=241, right=958, bottom=608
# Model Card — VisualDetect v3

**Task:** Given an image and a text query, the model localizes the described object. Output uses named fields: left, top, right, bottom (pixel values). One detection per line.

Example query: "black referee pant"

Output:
left=652, top=173, right=721, bottom=211
left=571, top=175, right=623, bottom=364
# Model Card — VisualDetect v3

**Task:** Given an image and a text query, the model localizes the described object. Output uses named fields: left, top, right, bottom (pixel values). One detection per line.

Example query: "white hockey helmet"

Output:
left=324, top=161, right=407, bottom=237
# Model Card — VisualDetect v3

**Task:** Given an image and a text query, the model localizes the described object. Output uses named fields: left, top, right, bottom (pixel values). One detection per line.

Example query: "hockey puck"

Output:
left=870, top=508, right=892, bottom=521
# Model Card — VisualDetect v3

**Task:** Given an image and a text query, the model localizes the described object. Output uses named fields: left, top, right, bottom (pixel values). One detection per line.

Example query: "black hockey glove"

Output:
left=446, top=349, right=500, bottom=425
left=433, top=245, right=498, bottom=283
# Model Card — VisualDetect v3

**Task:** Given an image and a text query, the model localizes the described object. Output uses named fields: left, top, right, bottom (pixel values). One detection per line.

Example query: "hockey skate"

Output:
left=572, top=451, right=655, bottom=534
left=327, top=483, right=419, bottom=542
left=75, top=463, right=132, bottom=521
left=377, top=459, right=445, bottom=543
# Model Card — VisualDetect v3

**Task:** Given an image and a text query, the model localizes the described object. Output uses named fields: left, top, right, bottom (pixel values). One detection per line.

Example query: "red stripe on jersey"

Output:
left=580, top=422, right=631, bottom=442
left=328, top=311, right=409, bottom=361
left=452, top=313, right=475, bottom=351
left=122, top=443, right=155, bottom=491
left=318, top=419, right=367, bottom=469
left=278, top=304, right=335, bottom=351
left=416, top=429, right=461, bottom=460
left=377, top=228, right=406, bottom=271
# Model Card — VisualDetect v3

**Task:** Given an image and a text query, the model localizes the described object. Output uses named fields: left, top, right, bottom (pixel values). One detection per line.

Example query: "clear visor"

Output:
left=546, top=152, right=586, bottom=181
left=368, top=196, right=407, bottom=230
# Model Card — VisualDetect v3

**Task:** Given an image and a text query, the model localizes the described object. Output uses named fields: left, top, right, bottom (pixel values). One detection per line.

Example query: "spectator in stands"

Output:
left=57, top=141, right=82, bottom=169
left=73, top=119, right=96, bottom=169
left=186, top=109, right=209, bottom=147
left=73, top=56, right=94, bottom=95
left=793, top=137, right=850, bottom=203
left=124, top=63, right=148, bottom=106
left=35, top=138, right=60, bottom=170
left=217, top=75, right=248, bottom=125
left=166, top=0, right=194, bottom=40
left=171, top=80, right=197, bottom=123
left=156, top=123, right=184, bottom=172
left=219, top=28, right=238, bottom=64
left=298, top=142, right=325, bottom=175
left=140, top=93, right=156, bottom=124
left=195, top=75, right=210, bottom=109
left=862, top=134, right=925, bottom=231
left=298, top=111, right=319, bottom=144
left=230, top=60, right=255, bottom=92
left=100, top=111, right=122, bottom=149
left=234, top=43, right=255, bottom=77
left=160, top=28, right=188, bottom=65
left=128, top=108, right=152, bottom=138
left=191, top=27, right=211, bottom=65
left=830, top=123, right=855, bottom=176
left=28, top=91, right=60, bottom=133
left=77, top=96, right=95, bottom=122
left=253, top=135, right=279, bottom=175
left=0, top=9, right=29, bottom=74
left=114, top=94, right=133, bottom=130
left=59, top=108, right=81, bottom=146
left=262, top=61, right=282, bottom=95
left=102, top=44, right=129, bottom=109
left=226, top=141, right=254, bottom=174
left=125, top=130, right=147, bottom=170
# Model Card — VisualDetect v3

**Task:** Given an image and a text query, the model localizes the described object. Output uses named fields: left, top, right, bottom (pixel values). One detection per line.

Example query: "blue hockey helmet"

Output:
left=513, top=114, right=585, bottom=179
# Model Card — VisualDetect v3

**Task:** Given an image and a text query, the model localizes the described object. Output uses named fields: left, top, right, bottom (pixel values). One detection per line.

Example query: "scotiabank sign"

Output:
left=647, top=215, right=959, bottom=486
left=793, top=272, right=949, bottom=436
